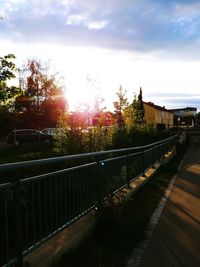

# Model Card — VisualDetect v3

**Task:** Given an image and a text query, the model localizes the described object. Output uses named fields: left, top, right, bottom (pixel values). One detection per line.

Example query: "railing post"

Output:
left=13, top=180, right=23, bottom=267
left=158, top=144, right=162, bottom=162
left=126, top=155, right=130, bottom=187
left=96, top=158, right=104, bottom=207
left=151, top=146, right=155, bottom=168
left=142, top=151, right=146, bottom=176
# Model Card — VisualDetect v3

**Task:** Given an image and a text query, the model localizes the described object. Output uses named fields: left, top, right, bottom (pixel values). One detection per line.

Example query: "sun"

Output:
left=45, top=45, right=135, bottom=111
left=64, top=73, right=100, bottom=111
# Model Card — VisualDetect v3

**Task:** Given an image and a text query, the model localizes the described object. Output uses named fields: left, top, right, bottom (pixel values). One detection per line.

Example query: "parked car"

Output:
left=7, top=129, right=53, bottom=145
left=40, top=128, right=62, bottom=136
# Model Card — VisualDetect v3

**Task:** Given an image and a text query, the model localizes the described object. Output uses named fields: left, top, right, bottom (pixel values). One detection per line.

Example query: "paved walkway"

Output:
left=139, top=137, right=200, bottom=267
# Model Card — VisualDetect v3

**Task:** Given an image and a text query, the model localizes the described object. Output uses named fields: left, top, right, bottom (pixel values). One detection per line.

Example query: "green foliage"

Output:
left=112, top=128, right=130, bottom=148
left=55, top=118, right=117, bottom=155
left=85, top=126, right=116, bottom=152
left=113, top=85, right=129, bottom=129
left=53, top=116, right=79, bottom=154
left=128, top=124, right=157, bottom=145
left=124, top=101, right=136, bottom=131
left=0, top=54, right=21, bottom=108
left=0, top=54, right=16, bottom=82
left=131, top=87, right=145, bottom=125
left=196, top=112, right=200, bottom=127
left=136, top=87, right=145, bottom=124
left=123, top=87, right=145, bottom=133
left=0, top=54, right=22, bottom=133
left=0, top=84, right=21, bottom=108
left=55, top=112, right=167, bottom=155
left=0, top=143, right=51, bottom=164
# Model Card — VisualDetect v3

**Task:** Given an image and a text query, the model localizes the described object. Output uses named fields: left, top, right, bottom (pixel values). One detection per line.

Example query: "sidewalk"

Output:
left=137, top=137, right=200, bottom=267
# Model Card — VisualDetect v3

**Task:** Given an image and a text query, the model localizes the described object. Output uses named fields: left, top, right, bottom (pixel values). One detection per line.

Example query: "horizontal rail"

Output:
left=0, top=135, right=178, bottom=172
left=21, top=162, right=97, bottom=183
left=0, top=134, right=178, bottom=267
left=0, top=182, right=15, bottom=190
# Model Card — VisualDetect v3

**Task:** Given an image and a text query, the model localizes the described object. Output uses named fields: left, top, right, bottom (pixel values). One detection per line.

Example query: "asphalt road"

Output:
left=139, top=137, right=200, bottom=267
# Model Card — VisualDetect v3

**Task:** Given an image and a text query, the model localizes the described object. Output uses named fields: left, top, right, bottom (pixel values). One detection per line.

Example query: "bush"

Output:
left=54, top=123, right=117, bottom=155
left=54, top=119, right=171, bottom=155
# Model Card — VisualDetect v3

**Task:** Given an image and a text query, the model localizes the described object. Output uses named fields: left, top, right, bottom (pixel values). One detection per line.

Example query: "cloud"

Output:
left=1, top=0, right=200, bottom=59
left=145, top=92, right=200, bottom=98
left=66, top=13, right=88, bottom=26
left=144, top=92, right=200, bottom=110
left=87, top=20, right=108, bottom=30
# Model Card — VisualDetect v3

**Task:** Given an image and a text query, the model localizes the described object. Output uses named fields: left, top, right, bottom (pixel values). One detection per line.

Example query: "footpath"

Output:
left=130, top=137, right=200, bottom=267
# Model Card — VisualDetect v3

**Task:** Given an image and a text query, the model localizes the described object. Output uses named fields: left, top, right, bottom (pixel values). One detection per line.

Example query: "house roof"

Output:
left=144, top=102, right=173, bottom=113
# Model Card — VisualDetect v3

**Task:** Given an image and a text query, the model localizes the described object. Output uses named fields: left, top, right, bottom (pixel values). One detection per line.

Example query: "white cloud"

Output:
left=66, top=13, right=88, bottom=25
left=175, top=2, right=200, bottom=18
left=1, top=0, right=200, bottom=56
left=87, top=20, right=108, bottom=30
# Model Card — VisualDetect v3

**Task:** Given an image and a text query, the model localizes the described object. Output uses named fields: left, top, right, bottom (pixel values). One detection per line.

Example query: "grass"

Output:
left=0, top=143, right=61, bottom=164
left=50, top=140, right=189, bottom=267
left=0, top=143, right=65, bottom=183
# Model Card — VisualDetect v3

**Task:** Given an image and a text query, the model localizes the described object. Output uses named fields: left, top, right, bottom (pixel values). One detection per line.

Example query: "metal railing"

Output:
left=0, top=135, right=178, bottom=266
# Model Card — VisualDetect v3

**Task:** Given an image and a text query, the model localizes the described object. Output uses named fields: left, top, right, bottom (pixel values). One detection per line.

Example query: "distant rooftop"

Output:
left=144, top=102, right=173, bottom=112
left=169, top=107, right=197, bottom=112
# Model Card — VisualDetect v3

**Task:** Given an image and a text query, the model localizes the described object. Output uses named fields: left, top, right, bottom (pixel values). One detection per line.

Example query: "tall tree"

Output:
left=113, top=85, right=129, bottom=129
left=134, top=87, right=145, bottom=125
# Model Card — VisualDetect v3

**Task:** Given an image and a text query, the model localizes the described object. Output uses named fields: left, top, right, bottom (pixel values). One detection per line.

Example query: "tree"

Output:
left=133, top=87, right=145, bottom=125
left=113, top=85, right=129, bottom=129
left=0, top=54, right=21, bottom=108
left=0, top=54, right=22, bottom=134
left=124, top=94, right=137, bottom=131
left=196, top=112, right=200, bottom=127
left=0, top=54, right=16, bottom=81
left=16, top=59, right=68, bottom=128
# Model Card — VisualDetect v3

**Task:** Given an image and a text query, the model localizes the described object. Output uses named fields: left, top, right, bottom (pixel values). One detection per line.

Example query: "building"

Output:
left=169, top=107, right=197, bottom=127
left=144, top=102, right=173, bottom=129
left=169, top=107, right=197, bottom=117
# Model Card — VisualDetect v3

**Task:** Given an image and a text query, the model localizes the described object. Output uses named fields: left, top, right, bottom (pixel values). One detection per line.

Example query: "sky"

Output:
left=1, top=0, right=200, bottom=111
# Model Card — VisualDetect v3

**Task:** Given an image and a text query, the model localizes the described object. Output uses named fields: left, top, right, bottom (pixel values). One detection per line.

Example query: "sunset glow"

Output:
left=1, top=0, right=200, bottom=111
